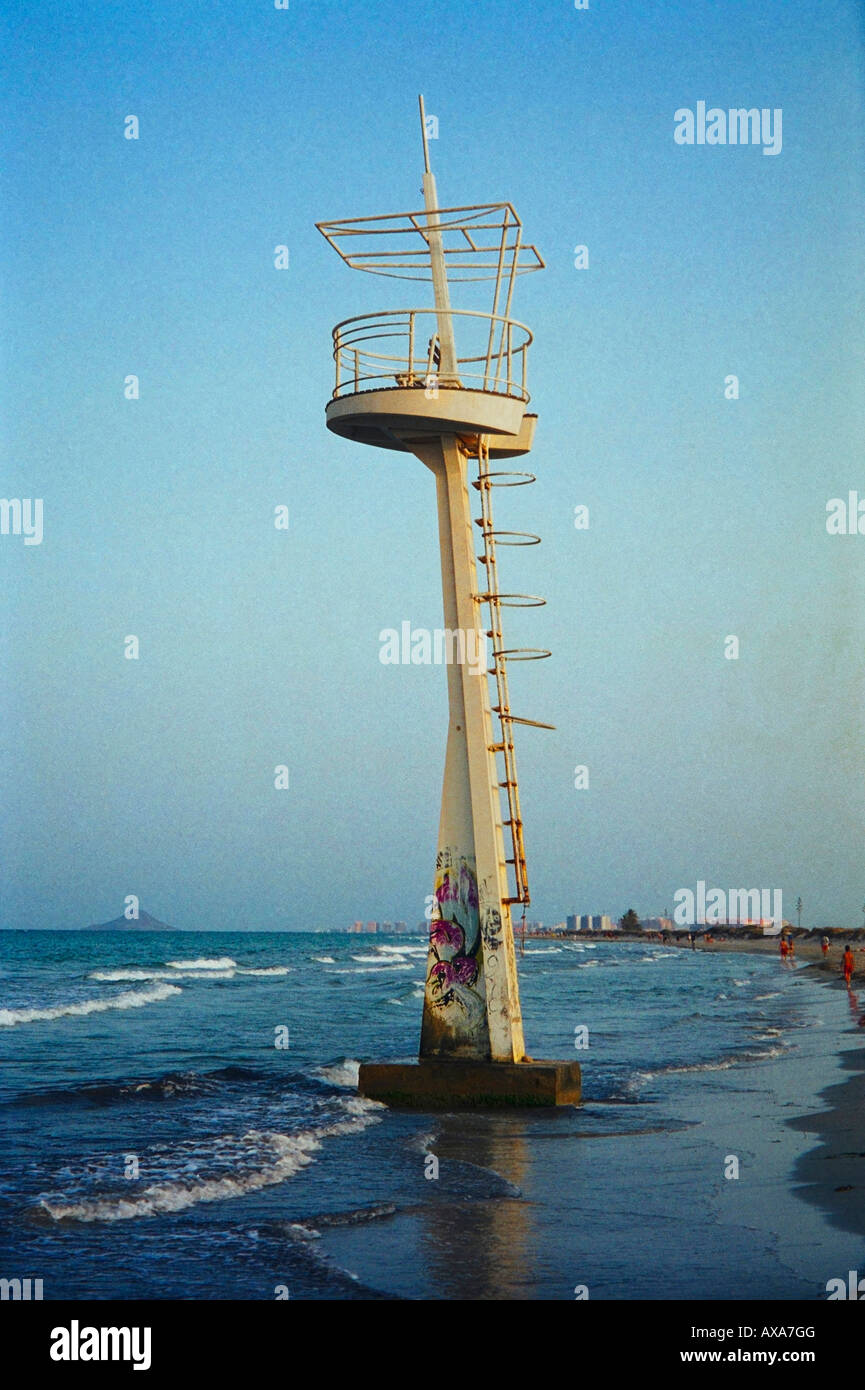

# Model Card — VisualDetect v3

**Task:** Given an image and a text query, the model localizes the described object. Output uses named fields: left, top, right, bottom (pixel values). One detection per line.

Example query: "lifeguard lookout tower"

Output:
left=318, top=99, right=580, bottom=1106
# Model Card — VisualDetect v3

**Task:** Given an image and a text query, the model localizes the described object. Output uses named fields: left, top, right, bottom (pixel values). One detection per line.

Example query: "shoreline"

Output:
left=558, top=929, right=865, bottom=1243
left=705, top=937, right=865, bottom=1242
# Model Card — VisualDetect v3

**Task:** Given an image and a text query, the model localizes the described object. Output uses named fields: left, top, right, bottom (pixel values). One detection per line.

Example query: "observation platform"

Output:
left=324, top=307, right=538, bottom=457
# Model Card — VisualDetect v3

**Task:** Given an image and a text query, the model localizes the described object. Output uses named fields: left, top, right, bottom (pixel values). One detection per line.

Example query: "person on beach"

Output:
left=780, top=936, right=789, bottom=960
left=821, top=936, right=829, bottom=956
left=788, top=937, right=795, bottom=959
left=843, top=945, right=854, bottom=985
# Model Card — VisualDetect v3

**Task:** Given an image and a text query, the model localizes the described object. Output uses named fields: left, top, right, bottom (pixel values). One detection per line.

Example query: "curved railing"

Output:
left=330, top=308, right=532, bottom=402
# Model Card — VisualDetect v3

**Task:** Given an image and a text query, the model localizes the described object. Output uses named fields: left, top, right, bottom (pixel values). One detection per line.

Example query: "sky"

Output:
left=1, top=0, right=864, bottom=931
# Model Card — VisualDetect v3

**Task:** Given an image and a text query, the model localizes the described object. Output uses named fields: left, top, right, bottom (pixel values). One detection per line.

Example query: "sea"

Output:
left=0, top=930, right=861, bottom=1300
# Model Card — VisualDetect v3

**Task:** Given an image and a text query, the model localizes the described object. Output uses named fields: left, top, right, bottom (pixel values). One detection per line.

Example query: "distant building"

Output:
left=394, top=921, right=408, bottom=934
left=564, top=913, right=614, bottom=932
left=365, top=920, right=378, bottom=933
left=349, top=920, right=364, bottom=933
left=641, top=917, right=674, bottom=933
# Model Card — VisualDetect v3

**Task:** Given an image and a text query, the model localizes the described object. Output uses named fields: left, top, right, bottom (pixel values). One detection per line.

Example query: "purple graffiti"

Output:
left=429, top=959, right=456, bottom=989
left=435, top=872, right=460, bottom=904
left=459, top=864, right=478, bottom=909
left=430, top=919, right=464, bottom=951
left=450, top=954, right=479, bottom=986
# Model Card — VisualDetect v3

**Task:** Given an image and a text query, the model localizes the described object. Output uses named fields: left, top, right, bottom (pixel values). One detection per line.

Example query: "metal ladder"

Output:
left=471, top=436, right=553, bottom=912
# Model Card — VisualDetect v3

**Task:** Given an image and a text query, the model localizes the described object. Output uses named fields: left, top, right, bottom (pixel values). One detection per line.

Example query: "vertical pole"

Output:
left=418, top=95, right=458, bottom=384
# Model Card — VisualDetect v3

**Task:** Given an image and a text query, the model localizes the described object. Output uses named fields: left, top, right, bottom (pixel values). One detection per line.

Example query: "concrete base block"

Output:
left=358, top=1058, right=581, bottom=1109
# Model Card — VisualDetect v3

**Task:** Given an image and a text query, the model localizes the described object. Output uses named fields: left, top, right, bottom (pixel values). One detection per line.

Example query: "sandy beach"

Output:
left=683, top=932, right=865, bottom=1242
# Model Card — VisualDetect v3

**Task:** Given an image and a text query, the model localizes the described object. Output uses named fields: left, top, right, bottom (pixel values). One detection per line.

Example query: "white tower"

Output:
left=318, top=99, right=580, bottom=1105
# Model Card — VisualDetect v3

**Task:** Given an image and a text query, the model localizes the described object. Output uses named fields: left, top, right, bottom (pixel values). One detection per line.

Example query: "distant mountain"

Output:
left=82, top=909, right=176, bottom=931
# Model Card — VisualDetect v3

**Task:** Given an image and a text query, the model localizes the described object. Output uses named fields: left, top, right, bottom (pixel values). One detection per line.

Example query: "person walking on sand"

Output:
left=821, top=935, right=830, bottom=957
left=780, top=936, right=789, bottom=960
left=843, top=945, right=855, bottom=986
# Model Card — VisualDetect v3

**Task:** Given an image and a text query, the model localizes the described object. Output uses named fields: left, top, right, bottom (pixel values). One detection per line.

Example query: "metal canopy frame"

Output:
left=316, top=203, right=544, bottom=284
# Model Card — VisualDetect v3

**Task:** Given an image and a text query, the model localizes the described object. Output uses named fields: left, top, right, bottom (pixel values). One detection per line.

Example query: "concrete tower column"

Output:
left=416, top=435, right=525, bottom=1064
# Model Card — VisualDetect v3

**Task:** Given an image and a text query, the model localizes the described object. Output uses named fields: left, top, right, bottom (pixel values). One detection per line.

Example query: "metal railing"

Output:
left=330, top=308, right=532, bottom=402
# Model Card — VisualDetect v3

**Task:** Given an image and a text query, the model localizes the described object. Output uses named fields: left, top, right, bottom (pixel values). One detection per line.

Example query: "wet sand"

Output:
left=689, top=933, right=865, bottom=1242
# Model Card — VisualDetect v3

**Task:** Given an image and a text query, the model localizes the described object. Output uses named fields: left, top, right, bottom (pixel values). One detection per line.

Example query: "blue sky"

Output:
left=2, top=0, right=864, bottom=929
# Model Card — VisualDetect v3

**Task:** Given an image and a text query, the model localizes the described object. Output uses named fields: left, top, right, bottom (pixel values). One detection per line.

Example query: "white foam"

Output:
left=166, top=957, right=236, bottom=970
left=330, top=964, right=412, bottom=974
left=41, top=1098, right=381, bottom=1223
left=312, top=956, right=336, bottom=964
left=90, top=969, right=173, bottom=982
left=90, top=969, right=235, bottom=982
left=313, top=1059, right=360, bottom=1088
left=350, top=954, right=415, bottom=965
left=0, top=983, right=182, bottom=1027
left=237, top=967, right=291, bottom=977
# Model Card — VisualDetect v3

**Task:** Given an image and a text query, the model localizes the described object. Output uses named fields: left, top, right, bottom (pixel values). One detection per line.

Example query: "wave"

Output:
left=350, top=955, right=416, bottom=966
left=237, top=967, right=291, bottom=977
left=312, top=1202, right=397, bottom=1229
left=0, top=983, right=182, bottom=1027
left=311, top=956, right=336, bottom=964
left=638, top=1043, right=788, bottom=1081
left=166, top=957, right=236, bottom=970
left=8, top=1064, right=268, bottom=1109
left=329, top=964, right=413, bottom=974
left=312, top=1059, right=360, bottom=1089
left=375, top=945, right=427, bottom=956
left=89, top=968, right=235, bottom=982
left=40, top=1097, right=382, bottom=1223
left=89, top=963, right=289, bottom=983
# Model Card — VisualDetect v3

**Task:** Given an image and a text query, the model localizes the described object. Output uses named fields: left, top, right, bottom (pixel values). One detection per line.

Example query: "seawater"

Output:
left=0, top=931, right=859, bottom=1299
